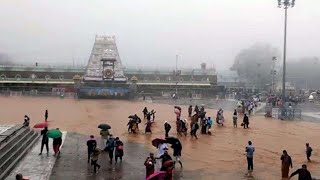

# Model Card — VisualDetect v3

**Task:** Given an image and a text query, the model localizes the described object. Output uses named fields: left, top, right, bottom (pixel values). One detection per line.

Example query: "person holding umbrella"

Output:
left=50, top=128, right=62, bottom=156
left=152, top=138, right=168, bottom=168
left=166, top=137, right=183, bottom=168
left=39, top=127, right=49, bottom=155
left=98, top=124, right=111, bottom=145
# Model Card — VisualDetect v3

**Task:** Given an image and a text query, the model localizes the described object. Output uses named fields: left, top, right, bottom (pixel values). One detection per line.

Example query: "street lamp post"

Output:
left=271, top=56, right=277, bottom=94
left=175, top=55, right=179, bottom=96
left=278, top=0, right=295, bottom=118
left=278, top=0, right=295, bottom=102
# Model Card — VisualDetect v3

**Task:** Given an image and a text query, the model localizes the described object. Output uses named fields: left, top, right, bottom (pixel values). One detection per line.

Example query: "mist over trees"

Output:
left=230, top=43, right=280, bottom=88
left=230, top=43, right=320, bottom=90
left=287, top=57, right=320, bottom=90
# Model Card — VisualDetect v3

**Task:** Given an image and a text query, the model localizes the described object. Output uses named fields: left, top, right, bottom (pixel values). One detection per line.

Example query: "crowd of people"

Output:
left=16, top=103, right=316, bottom=180
left=87, top=132, right=124, bottom=173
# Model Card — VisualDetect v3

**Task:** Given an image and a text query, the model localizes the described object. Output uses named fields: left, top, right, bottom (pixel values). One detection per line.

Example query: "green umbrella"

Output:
left=47, top=129, right=62, bottom=139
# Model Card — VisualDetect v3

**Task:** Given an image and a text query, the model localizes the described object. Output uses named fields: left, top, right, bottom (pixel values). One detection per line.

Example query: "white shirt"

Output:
left=158, top=143, right=168, bottom=157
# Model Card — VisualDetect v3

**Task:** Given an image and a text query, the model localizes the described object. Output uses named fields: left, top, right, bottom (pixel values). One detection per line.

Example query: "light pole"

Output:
left=175, top=55, right=179, bottom=96
left=278, top=0, right=295, bottom=102
left=271, top=56, right=277, bottom=94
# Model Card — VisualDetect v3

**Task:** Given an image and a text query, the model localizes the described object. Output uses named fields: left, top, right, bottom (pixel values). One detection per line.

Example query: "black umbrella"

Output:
left=199, top=111, right=206, bottom=118
left=165, top=137, right=180, bottom=145
left=128, top=115, right=135, bottom=119
left=98, top=124, right=111, bottom=130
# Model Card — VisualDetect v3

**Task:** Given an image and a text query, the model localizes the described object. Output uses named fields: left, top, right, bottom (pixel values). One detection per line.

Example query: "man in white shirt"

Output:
left=157, top=143, right=168, bottom=168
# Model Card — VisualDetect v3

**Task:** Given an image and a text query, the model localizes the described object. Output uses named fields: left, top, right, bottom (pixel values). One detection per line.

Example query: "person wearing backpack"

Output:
left=105, top=135, right=115, bottom=164
left=114, top=137, right=124, bottom=163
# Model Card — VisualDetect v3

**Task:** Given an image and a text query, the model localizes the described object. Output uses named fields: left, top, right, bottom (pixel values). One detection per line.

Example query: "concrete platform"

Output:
left=0, top=125, right=14, bottom=135
left=5, top=131, right=67, bottom=180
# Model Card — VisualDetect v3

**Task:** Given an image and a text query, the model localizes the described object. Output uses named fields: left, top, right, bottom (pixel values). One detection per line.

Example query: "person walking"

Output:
left=145, top=120, right=152, bottom=134
left=233, top=109, right=238, bottom=128
left=144, top=153, right=156, bottom=178
left=289, top=164, right=312, bottom=180
left=100, top=128, right=110, bottom=146
left=143, top=107, right=148, bottom=119
left=39, top=127, right=49, bottom=155
left=157, top=150, right=172, bottom=171
left=164, top=121, right=171, bottom=138
left=105, top=135, right=116, bottom=164
left=245, top=141, right=255, bottom=172
left=91, top=146, right=101, bottom=173
left=243, top=113, right=249, bottom=129
left=86, top=135, right=97, bottom=163
left=188, top=105, right=192, bottom=117
left=306, top=143, right=313, bottom=162
left=114, top=137, right=124, bottom=163
left=45, top=109, right=48, bottom=122
left=172, top=140, right=183, bottom=168
left=281, top=150, right=293, bottom=179
left=191, top=121, right=199, bottom=139
left=53, top=136, right=62, bottom=156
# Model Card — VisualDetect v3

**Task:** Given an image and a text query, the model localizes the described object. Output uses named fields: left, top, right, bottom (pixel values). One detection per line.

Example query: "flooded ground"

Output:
left=0, top=96, right=319, bottom=179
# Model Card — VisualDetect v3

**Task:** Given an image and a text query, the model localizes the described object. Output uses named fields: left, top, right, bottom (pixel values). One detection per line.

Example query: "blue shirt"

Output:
left=246, top=145, right=255, bottom=158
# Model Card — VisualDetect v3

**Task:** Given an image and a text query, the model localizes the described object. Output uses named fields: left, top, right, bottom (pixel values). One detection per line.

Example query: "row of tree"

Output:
left=230, top=43, right=320, bottom=90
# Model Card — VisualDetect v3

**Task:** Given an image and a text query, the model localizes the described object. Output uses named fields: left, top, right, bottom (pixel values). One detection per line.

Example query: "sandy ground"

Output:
left=0, top=96, right=320, bottom=180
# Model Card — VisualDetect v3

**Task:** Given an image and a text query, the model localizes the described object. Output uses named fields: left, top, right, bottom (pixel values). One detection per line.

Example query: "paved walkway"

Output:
left=303, top=112, right=320, bottom=119
left=49, top=133, right=237, bottom=180
left=6, top=132, right=67, bottom=180
left=50, top=133, right=147, bottom=180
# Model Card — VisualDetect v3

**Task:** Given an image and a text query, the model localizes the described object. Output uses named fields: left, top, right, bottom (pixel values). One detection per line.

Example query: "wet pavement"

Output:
left=6, top=132, right=67, bottom=180
left=49, top=132, right=217, bottom=180
left=0, top=125, right=14, bottom=135
left=50, top=132, right=148, bottom=180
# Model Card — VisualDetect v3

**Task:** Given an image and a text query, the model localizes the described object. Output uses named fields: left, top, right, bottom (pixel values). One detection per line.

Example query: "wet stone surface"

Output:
left=49, top=133, right=209, bottom=180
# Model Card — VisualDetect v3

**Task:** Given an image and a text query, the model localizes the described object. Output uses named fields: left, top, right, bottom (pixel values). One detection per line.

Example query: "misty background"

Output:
left=0, top=0, right=319, bottom=72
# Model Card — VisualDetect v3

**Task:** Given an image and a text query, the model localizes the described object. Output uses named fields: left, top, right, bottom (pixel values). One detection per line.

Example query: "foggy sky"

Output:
left=0, top=0, right=319, bottom=70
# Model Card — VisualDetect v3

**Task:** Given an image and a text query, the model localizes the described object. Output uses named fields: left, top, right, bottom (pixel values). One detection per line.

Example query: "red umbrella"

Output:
left=33, top=122, right=48, bottom=129
left=146, top=171, right=166, bottom=180
left=152, top=138, right=166, bottom=148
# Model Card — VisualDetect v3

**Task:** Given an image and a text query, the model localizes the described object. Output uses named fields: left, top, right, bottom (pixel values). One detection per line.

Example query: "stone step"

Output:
left=0, top=126, right=30, bottom=157
left=0, top=129, right=39, bottom=180
left=6, top=131, right=67, bottom=180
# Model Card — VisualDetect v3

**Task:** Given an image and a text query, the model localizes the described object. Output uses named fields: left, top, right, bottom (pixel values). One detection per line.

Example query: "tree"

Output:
left=287, top=57, right=320, bottom=90
left=230, top=43, right=280, bottom=89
